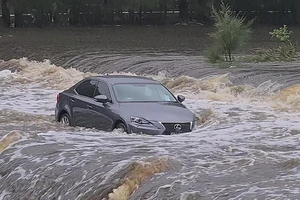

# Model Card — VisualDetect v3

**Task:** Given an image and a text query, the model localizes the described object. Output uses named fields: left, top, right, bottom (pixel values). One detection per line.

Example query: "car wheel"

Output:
left=60, top=113, right=71, bottom=126
left=116, top=123, right=128, bottom=133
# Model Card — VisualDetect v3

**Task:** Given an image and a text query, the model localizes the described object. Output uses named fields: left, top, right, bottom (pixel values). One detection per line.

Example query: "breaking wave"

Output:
left=1, top=58, right=300, bottom=112
left=1, top=56, right=300, bottom=199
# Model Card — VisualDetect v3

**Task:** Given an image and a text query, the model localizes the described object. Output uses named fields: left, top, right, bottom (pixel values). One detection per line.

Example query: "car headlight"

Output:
left=191, top=120, right=198, bottom=130
left=130, top=116, right=151, bottom=124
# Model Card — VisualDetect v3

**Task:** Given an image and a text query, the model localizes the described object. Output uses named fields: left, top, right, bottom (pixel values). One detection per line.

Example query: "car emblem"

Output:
left=174, top=124, right=182, bottom=131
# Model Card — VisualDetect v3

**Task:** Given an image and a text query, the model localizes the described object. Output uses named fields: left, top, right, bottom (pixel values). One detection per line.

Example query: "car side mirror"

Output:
left=94, top=95, right=110, bottom=103
left=177, top=95, right=185, bottom=103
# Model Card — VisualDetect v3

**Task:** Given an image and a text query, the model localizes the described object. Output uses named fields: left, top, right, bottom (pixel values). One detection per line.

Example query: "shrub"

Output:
left=207, top=1, right=252, bottom=63
left=242, top=25, right=297, bottom=63
left=269, top=25, right=292, bottom=42
left=269, top=25, right=296, bottom=61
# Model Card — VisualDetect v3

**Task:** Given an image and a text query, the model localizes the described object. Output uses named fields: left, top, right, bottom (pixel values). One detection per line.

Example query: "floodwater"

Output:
left=1, top=28, right=300, bottom=200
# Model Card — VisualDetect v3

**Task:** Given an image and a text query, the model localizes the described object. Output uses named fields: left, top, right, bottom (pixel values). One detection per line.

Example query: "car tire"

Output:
left=60, top=113, right=71, bottom=126
left=116, top=123, right=128, bottom=133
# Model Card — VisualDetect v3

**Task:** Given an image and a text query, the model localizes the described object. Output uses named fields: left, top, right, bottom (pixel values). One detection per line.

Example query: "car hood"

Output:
left=119, top=102, right=195, bottom=123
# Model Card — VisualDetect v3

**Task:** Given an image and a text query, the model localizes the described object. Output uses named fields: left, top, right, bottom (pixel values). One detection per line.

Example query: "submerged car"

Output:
left=55, top=75, right=197, bottom=135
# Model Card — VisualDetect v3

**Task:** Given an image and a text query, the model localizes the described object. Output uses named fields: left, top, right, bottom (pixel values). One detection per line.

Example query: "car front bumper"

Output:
left=128, top=123, right=165, bottom=135
left=128, top=122, right=193, bottom=135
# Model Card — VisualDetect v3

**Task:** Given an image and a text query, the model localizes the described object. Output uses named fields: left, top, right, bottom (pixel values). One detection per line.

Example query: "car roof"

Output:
left=90, top=75, right=159, bottom=84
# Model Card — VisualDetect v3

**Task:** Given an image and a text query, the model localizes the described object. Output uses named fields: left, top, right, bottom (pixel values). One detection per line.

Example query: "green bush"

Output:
left=269, top=25, right=296, bottom=61
left=206, top=45, right=222, bottom=63
left=207, top=1, right=252, bottom=63
left=242, top=51, right=274, bottom=63
left=269, top=25, right=292, bottom=42
left=242, top=25, right=297, bottom=63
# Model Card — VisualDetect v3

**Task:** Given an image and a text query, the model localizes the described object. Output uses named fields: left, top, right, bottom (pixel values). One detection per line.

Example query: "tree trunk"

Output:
left=14, top=8, right=23, bottom=28
left=291, top=0, right=300, bottom=25
left=277, top=3, right=284, bottom=25
left=128, top=9, right=134, bottom=24
left=138, top=5, right=142, bottom=25
left=164, top=4, right=167, bottom=23
left=70, top=7, right=79, bottom=25
left=1, top=0, right=11, bottom=27
left=179, top=0, right=188, bottom=22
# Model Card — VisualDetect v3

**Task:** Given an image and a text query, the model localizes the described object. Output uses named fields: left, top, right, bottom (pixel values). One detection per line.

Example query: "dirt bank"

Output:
left=0, top=25, right=281, bottom=63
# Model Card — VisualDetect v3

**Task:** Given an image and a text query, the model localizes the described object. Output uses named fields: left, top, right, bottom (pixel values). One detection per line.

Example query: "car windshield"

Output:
left=113, top=83, right=177, bottom=102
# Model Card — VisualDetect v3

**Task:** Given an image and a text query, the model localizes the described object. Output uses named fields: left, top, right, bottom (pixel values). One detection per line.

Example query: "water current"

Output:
left=1, top=53, right=300, bottom=200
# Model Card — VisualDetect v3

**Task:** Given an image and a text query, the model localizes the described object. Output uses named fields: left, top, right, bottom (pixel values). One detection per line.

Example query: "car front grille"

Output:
left=162, top=123, right=191, bottom=135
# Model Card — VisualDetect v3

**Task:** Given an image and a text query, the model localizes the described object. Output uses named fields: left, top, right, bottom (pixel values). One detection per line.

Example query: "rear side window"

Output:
left=94, top=82, right=111, bottom=99
left=75, top=80, right=98, bottom=98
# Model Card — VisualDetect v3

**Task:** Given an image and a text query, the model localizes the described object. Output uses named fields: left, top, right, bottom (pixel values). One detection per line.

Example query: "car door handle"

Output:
left=70, top=98, right=75, bottom=103
left=87, top=105, right=93, bottom=109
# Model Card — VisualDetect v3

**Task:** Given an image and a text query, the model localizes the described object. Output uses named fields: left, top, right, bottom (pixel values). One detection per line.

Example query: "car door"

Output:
left=71, top=79, right=98, bottom=128
left=87, top=81, right=115, bottom=131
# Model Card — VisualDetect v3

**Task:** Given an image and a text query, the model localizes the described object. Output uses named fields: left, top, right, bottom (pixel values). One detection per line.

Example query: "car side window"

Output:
left=94, top=82, right=111, bottom=99
left=75, top=80, right=98, bottom=98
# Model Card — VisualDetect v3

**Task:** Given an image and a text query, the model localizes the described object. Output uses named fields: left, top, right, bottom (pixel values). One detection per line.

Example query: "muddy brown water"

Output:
left=1, top=27, right=300, bottom=200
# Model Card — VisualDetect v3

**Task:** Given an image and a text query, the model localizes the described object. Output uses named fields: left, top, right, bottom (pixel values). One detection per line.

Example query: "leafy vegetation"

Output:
left=269, top=25, right=297, bottom=61
left=207, top=2, right=252, bottom=63
left=244, top=25, right=297, bottom=63
left=270, top=25, right=292, bottom=42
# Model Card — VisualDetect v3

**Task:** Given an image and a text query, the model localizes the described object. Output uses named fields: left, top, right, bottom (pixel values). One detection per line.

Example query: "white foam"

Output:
left=0, top=83, right=58, bottom=115
left=0, top=70, right=13, bottom=78
left=1, top=58, right=300, bottom=197
left=0, top=190, right=11, bottom=200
